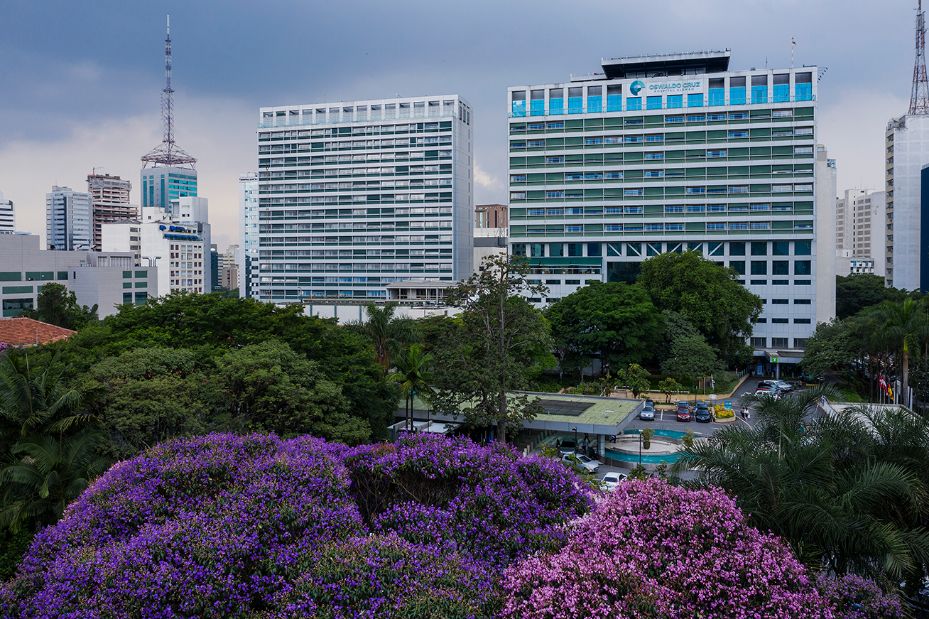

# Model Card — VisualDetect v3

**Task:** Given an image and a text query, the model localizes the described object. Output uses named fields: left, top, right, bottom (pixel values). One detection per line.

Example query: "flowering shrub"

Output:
left=501, top=478, right=833, bottom=619
left=1, top=432, right=591, bottom=618
left=817, top=573, right=905, bottom=619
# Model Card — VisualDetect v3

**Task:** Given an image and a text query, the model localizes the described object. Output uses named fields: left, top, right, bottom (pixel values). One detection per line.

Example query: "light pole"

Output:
left=572, top=427, right=578, bottom=455
left=638, top=431, right=642, bottom=466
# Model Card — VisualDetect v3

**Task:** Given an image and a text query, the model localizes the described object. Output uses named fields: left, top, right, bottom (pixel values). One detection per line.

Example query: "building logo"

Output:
left=630, top=80, right=645, bottom=96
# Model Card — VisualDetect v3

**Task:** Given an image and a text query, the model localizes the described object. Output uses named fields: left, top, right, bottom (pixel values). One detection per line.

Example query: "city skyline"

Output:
left=0, top=0, right=919, bottom=248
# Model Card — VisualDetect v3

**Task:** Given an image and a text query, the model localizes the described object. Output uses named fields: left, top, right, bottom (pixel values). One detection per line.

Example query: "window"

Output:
left=794, top=318, right=812, bottom=324
left=729, top=260, right=745, bottom=275
left=647, top=96, right=662, bottom=110
left=794, top=260, right=812, bottom=275
left=794, top=298, right=812, bottom=305
left=729, top=241, right=746, bottom=255
left=794, top=338, right=810, bottom=348
left=772, top=298, right=789, bottom=304
left=587, top=242, right=601, bottom=256
left=565, top=225, right=583, bottom=233
left=751, top=261, right=767, bottom=275
left=626, top=97, right=642, bottom=111
left=751, top=337, right=766, bottom=348
left=687, top=94, right=704, bottom=108
left=728, top=130, right=749, bottom=139
left=772, top=260, right=789, bottom=275
left=771, top=337, right=789, bottom=347
left=645, top=152, right=665, bottom=160
left=794, top=240, right=811, bottom=255
left=751, top=242, right=767, bottom=256
left=772, top=318, right=789, bottom=324
left=772, top=240, right=789, bottom=255
left=707, top=222, right=725, bottom=231
left=667, top=95, right=683, bottom=109
left=707, top=149, right=727, bottom=158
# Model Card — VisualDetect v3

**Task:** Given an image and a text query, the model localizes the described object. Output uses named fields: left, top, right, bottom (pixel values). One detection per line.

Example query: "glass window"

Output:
left=795, top=72, right=813, bottom=101
left=606, top=84, right=622, bottom=112
left=550, top=243, right=564, bottom=257
left=751, top=261, right=767, bottom=275
left=751, top=75, right=768, bottom=104
left=666, top=94, right=683, bottom=109
left=587, top=85, right=603, bottom=113
left=729, top=241, right=746, bottom=256
left=587, top=242, right=602, bottom=256
left=626, top=97, right=642, bottom=111
left=646, top=96, right=662, bottom=110
left=772, top=260, right=789, bottom=275
left=751, top=241, right=767, bottom=256
left=687, top=93, right=704, bottom=108
left=794, top=240, right=811, bottom=255
left=511, top=91, right=526, bottom=117
left=772, top=241, right=789, bottom=255
left=729, top=260, right=745, bottom=275
left=568, top=87, right=583, bottom=114
left=794, top=260, right=812, bottom=275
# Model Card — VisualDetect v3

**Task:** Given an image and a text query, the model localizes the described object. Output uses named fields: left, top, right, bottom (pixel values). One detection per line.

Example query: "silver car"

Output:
left=562, top=453, right=602, bottom=473
left=639, top=406, right=656, bottom=421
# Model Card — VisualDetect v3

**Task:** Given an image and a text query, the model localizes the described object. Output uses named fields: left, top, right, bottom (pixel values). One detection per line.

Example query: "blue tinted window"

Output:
left=666, top=95, right=683, bottom=109
left=751, top=85, right=768, bottom=104
left=587, top=97, right=602, bottom=113
left=708, top=88, right=725, bottom=106
left=794, top=240, right=811, bottom=255
left=568, top=97, right=583, bottom=114
left=512, top=100, right=526, bottom=117
left=626, top=97, right=642, bottom=111
left=530, top=100, right=545, bottom=116
left=729, top=87, right=746, bottom=105
left=549, top=98, right=564, bottom=115
left=687, top=93, right=704, bottom=108
left=773, top=84, right=789, bottom=103
left=795, top=83, right=812, bottom=101
left=646, top=96, right=662, bottom=110
left=606, top=94, right=622, bottom=112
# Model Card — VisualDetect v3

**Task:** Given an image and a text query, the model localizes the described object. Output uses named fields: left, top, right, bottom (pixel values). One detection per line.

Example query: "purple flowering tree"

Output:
left=1, top=432, right=591, bottom=618
left=817, top=573, right=905, bottom=619
left=501, top=478, right=834, bottom=619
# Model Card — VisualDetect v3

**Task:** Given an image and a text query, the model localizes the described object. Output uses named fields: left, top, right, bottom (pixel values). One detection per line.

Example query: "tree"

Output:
left=638, top=251, right=762, bottom=365
left=363, top=303, right=416, bottom=371
left=836, top=274, right=909, bottom=320
left=640, top=427, right=654, bottom=450
left=433, top=255, right=553, bottom=443
left=617, top=363, right=651, bottom=398
left=660, top=333, right=717, bottom=391
left=545, top=282, right=662, bottom=376
left=800, top=318, right=862, bottom=379
left=657, top=377, right=684, bottom=403
left=22, top=283, right=96, bottom=330
left=390, top=344, right=434, bottom=431
left=866, top=298, right=929, bottom=399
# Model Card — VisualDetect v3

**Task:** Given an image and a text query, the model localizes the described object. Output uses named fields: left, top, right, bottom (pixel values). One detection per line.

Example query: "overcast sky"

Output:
left=0, top=0, right=918, bottom=248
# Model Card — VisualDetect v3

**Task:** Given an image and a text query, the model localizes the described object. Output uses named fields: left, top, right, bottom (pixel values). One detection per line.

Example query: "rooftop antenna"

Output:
left=910, top=0, right=929, bottom=114
left=790, top=37, right=796, bottom=68
left=141, top=14, right=197, bottom=168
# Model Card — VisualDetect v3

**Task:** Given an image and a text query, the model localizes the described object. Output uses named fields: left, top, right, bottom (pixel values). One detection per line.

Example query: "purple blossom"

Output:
left=816, top=573, right=905, bottom=618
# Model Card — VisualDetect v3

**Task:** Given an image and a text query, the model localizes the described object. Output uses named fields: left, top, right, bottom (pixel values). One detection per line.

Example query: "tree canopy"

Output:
left=836, top=274, right=910, bottom=320
left=23, top=283, right=97, bottom=330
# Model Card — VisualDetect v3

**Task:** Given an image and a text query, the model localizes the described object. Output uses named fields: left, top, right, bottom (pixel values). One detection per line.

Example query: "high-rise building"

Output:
left=218, top=244, right=239, bottom=291
left=141, top=167, right=197, bottom=210
left=102, top=195, right=211, bottom=296
left=836, top=189, right=886, bottom=276
left=256, top=96, right=473, bottom=304
left=0, top=191, right=15, bottom=234
left=886, top=115, right=929, bottom=290
left=238, top=173, right=259, bottom=298
left=87, top=173, right=135, bottom=250
left=507, top=51, right=828, bottom=352
left=476, top=203, right=508, bottom=228
left=46, top=186, right=92, bottom=251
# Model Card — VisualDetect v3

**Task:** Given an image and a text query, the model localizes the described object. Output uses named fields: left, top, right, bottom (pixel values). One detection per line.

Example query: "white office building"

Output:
left=0, top=192, right=14, bottom=234
left=238, top=173, right=259, bottom=297
left=102, top=196, right=211, bottom=296
left=0, top=233, right=154, bottom=318
left=255, top=95, right=473, bottom=305
left=508, top=51, right=830, bottom=353
left=46, top=186, right=92, bottom=251
left=886, top=114, right=929, bottom=290
left=836, top=188, right=886, bottom=277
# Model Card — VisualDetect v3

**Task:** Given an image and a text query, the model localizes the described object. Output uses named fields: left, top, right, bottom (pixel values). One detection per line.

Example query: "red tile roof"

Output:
left=0, top=317, right=75, bottom=347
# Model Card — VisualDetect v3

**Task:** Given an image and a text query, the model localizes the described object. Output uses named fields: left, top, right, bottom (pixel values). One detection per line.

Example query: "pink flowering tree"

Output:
left=501, top=478, right=834, bottom=618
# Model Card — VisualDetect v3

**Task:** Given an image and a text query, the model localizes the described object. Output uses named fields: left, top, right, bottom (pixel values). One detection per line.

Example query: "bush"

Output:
left=1, top=433, right=592, bottom=618
left=816, top=573, right=904, bottom=619
left=500, top=479, right=832, bottom=618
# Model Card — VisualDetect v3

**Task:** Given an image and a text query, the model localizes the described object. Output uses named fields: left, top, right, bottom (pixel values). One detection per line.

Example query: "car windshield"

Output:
left=577, top=455, right=591, bottom=463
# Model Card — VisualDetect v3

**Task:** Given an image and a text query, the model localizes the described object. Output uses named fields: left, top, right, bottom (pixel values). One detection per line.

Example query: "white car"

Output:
left=754, top=388, right=779, bottom=400
left=561, top=453, right=602, bottom=473
left=600, top=471, right=627, bottom=491
left=773, top=380, right=793, bottom=393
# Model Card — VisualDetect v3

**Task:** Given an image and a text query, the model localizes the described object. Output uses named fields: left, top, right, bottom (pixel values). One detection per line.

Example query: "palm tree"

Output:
left=868, top=298, right=929, bottom=402
left=676, top=396, right=929, bottom=583
left=364, top=303, right=415, bottom=372
left=0, top=429, right=108, bottom=532
left=390, top=344, right=434, bottom=431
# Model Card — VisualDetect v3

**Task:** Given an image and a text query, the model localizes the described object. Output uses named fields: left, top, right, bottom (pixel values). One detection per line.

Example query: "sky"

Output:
left=0, top=0, right=919, bottom=249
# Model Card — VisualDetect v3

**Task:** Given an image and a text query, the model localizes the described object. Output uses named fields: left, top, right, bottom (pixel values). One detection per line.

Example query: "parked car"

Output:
left=600, top=471, right=627, bottom=491
left=773, top=380, right=793, bottom=393
left=644, top=399, right=655, bottom=409
left=675, top=401, right=692, bottom=422
left=558, top=440, right=577, bottom=456
left=694, top=405, right=713, bottom=423
left=562, top=453, right=602, bottom=473
left=754, top=387, right=779, bottom=400
left=639, top=405, right=655, bottom=421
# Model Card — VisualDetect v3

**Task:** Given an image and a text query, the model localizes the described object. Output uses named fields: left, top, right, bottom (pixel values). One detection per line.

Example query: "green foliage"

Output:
left=660, top=333, right=717, bottom=388
left=391, top=344, right=434, bottom=432
left=836, top=274, right=910, bottom=320
left=657, top=377, right=685, bottom=403
left=801, top=319, right=862, bottom=378
left=545, top=281, right=663, bottom=375
left=617, top=363, right=651, bottom=398
left=641, top=428, right=654, bottom=450
left=627, top=464, right=649, bottom=480
left=432, top=255, right=553, bottom=442
left=639, top=251, right=761, bottom=365
left=363, top=302, right=417, bottom=371
left=22, top=283, right=97, bottom=330
left=682, top=431, right=695, bottom=450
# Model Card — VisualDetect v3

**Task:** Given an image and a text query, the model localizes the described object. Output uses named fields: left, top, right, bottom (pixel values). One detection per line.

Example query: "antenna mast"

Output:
left=141, top=14, right=196, bottom=168
left=910, top=0, right=929, bottom=114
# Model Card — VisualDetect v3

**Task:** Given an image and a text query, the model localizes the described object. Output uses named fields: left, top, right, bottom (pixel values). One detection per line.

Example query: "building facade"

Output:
left=102, top=196, right=211, bottom=296
left=836, top=188, right=886, bottom=277
left=238, top=173, right=259, bottom=297
left=0, top=192, right=14, bottom=234
left=46, top=186, right=92, bottom=251
left=0, top=233, right=154, bottom=318
left=87, top=173, right=136, bottom=251
left=476, top=203, right=508, bottom=228
left=141, top=166, right=198, bottom=209
left=507, top=51, right=828, bottom=351
left=219, top=245, right=239, bottom=291
left=886, top=114, right=929, bottom=291
left=255, top=96, right=473, bottom=304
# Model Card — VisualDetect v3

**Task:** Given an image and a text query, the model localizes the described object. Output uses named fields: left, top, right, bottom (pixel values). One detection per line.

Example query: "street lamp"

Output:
left=572, top=427, right=578, bottom=455
left=638, top=431, right=642, bottom=466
